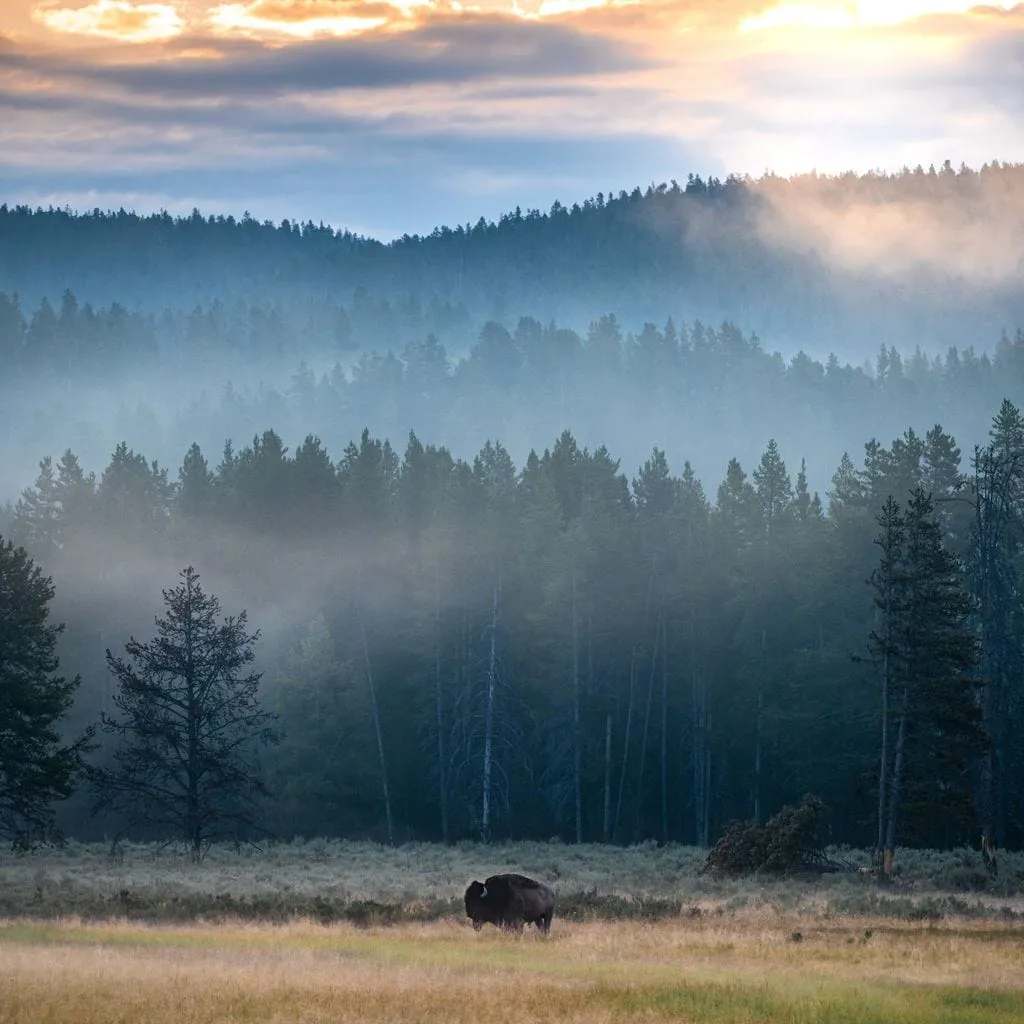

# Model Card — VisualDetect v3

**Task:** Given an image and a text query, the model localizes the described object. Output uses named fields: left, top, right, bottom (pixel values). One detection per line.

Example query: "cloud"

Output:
left=32, top=0, right=186, bottom=41
left=206, top=0, right=398, bottom=38
left=4, top=0, right=1024, bottom=242
left=0, top=5, right=680, bottom=238
left=3, top=14, right=649, bottom=97
left=527, top=0, right=639, bottom=19
left=741, top=0, right=1023, bottom=34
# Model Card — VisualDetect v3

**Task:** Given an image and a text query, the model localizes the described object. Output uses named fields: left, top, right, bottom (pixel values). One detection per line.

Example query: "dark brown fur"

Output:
left=464, top=873, right=555, bottom=934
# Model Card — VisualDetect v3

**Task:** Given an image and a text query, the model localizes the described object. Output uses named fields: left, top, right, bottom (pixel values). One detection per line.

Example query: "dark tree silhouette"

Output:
left=91, top=567, right=278, bottom=859
left=869, top=490, right=985, bottom=875
left=0, top=537, right=92, bottom=844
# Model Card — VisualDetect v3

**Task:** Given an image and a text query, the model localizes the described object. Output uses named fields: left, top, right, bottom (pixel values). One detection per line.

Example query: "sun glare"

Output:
left=33, top=0, right=185, bottom=41
left=741, top=0, right=1021, bottom=32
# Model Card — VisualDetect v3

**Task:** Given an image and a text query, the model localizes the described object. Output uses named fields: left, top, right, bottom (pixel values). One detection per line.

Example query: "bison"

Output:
left=464, top=873, right=555, bottom=934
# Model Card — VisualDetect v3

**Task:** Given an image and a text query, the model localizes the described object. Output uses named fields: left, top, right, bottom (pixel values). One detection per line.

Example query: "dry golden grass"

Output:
left=3, top=912, right=1024, bottom=1023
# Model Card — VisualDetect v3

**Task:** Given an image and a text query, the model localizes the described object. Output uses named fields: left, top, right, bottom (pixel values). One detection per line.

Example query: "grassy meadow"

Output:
left=3, top=840, right=1024, bottom=1022
left=2, top=914, right=1024, bottom=1023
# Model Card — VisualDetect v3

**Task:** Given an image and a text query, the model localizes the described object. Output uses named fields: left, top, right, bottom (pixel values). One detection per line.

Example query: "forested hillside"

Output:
left=3, top=161, right=1024, bottom=358
left=5, top=398, right=1024, bottom=852
left=4, top=165, right=1024, bottom=858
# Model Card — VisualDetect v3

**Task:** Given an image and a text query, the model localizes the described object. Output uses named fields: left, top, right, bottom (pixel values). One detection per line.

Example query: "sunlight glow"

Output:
left=512, top=0, right=638, bottom=19
left=537, top=0, right=606, bottom=15
left=33, top=0, right=185, bottom=41
left=741, top=0, right=1021, bottom=32
left=207, top=1, right=389, bottom=38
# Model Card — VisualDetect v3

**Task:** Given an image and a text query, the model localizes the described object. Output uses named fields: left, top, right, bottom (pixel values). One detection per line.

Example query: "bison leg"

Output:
left=537, top=911, right=552, bottom=935
left=472, top=920, right=484, bottom=931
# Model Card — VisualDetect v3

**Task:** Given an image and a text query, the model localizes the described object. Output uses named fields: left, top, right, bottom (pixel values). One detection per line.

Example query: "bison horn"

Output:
left=479, top=885, right=488, bottom=897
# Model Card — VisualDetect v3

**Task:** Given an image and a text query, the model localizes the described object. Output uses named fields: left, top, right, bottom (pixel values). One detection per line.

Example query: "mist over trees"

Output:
left=3, top=300, right=1023, bottom=519
left=4, top=400, right=1024, bottom=852
left=4, top=164, right=1024, bottom=856
left=3, top=162, right=1024, bottom=357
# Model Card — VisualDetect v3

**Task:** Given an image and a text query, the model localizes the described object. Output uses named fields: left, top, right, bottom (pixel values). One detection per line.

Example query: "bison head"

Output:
left=464, top=880, right=490, bottom=930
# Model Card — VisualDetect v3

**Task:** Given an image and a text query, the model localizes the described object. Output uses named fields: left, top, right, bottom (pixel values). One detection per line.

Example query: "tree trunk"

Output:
left=660, top=617, right=669, bottom=845
left=571, top=567, right=582, bottom=844
left=701, top=723, right=711, bottom=849
left=634, top=610, right=661, bottom=841
left=435, top=568, right=449, bottom=844
left=753, top=628, right=766, bottom=824
left=977, top=459, right=996, bottom=852
left=615, top=556, right=657, bottom=842
left=184, top=600, right=201, bottom=861
left=613, top=647, right=636, bottom=843
left=602, top=712, right=612, bottom=843
left=481, top=572, right=500, bottom=841
left=358, top=609, right=394, bottom=846
left=187, top=712, right=201, bottom=861
left=883, top=693, right=908, bottom=878
left=690, top=601, right=710, bottom=848
left=876, top=641, right=889, bottom=857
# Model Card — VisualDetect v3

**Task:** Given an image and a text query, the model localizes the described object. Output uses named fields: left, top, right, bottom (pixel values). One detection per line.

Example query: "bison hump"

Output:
left=487, top=873, right=541, bottom=889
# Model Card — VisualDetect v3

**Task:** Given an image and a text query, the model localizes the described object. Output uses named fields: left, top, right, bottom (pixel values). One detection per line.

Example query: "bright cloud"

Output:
left=512, top=0, right=640, bottom=20
left=742, top=0, right=1022, bottom=33
left=32, top=0, right=185, bottom=41
left=206, top=0, right=421, bottom=37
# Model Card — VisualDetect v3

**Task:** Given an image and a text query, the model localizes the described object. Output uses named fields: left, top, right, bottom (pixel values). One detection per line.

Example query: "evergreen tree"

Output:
left=0, top=292, right=25, bottom=367
left=827, top=451, right=864, bottom=519
left=339, top=428, right=399, bottom=531
left=13, top=457, right=62, bottom=554
left=91, top=567, right=278, bottom=858
left=716, top=458, right=757, bottom=547
left=0, top=538, right=92, bottom=842
left=753, top=439, right=793, bottom=538
left=968, top=401, right=1024, bottom=849
left=869, top=490, right=985, bottom=866
left=98, top=442, right=173, bottom=542
left=54, top=449, right=95, bottom=545
left=177, top=443, right=215, bottom=521
left=232, top=430, right=292, bottom=532
left=291, top=434, right=340, bottom=534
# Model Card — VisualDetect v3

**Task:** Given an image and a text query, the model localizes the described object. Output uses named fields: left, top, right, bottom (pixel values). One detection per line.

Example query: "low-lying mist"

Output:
left=2, top=316, right=1018, bottom=509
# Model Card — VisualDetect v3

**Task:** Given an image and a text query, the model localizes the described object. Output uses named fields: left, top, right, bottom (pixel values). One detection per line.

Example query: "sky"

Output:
left=1, top=0, right=1023, bottom=238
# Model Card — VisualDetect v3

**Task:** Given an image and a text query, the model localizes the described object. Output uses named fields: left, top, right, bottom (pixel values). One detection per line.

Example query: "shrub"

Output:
left=943, top=866, right=990, bottom=892
left=704, top=795, right=827, bottom=877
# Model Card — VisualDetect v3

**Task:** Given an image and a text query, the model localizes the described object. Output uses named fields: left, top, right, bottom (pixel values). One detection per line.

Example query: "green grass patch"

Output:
left=609, top=980, right=1024, bottom=1024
